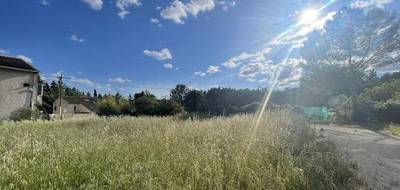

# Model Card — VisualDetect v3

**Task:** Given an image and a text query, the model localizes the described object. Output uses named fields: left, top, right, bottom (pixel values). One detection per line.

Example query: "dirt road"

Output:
left=318, top=125, right=400, bottom=190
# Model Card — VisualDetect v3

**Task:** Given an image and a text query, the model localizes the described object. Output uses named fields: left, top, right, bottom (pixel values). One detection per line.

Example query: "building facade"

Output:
left=53, top=96, right=97, bottom=116
left=0, top=56, right=41, bottom=120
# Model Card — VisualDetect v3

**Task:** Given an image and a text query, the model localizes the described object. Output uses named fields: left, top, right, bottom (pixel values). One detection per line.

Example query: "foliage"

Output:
left=97, top=96, right=122, bottom=116
left=385, top=125, right=400, bottom=137
left=0, top=112, right=359, bottom=189
left=40, top=80, right=85, bottom=114
left=300, top=8, right=399, bottom=107
left=169, top=84, right=189, bottom=105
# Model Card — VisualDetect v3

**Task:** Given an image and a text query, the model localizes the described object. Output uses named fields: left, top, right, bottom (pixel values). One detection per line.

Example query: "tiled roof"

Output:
left=0, top=55, right=39, bottom=73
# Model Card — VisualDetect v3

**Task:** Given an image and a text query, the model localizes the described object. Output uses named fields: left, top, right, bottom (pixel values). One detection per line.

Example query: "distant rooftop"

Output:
left=61, top=96, right=98, bottom=112
left=0, top=55, right=39, bottom=73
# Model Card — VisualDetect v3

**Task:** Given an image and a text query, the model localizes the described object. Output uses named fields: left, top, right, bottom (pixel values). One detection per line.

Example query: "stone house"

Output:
left=0, top=55, right=42, bottom=120
left=53, top=96, right=97, bottom=116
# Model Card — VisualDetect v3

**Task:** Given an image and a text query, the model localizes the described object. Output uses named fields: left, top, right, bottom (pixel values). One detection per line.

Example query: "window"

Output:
left=74, top=106, right=77, bottom=111
left=54, top=106, right=57, bottom=111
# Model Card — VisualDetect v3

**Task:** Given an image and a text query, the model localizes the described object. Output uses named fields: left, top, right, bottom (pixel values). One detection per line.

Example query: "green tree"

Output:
left=170, top=84, right=189, bottom=104
left=184, top=90, right=205, bottom=113
left=300, top=8, right=399, bottom=106
left=98, top=96, right=120, bottom=116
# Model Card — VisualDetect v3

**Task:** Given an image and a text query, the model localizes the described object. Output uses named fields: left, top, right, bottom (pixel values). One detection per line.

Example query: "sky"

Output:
left=0, top=0, right=398, bottom=97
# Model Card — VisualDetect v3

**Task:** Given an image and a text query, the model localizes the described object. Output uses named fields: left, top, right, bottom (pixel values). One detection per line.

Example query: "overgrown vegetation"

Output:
left=0, top=111, right=359, bottom=189
left=385, top=125, right=400, bottom=137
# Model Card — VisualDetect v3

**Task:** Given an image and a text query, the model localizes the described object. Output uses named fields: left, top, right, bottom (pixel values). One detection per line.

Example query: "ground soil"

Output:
left=318, top=125, right=400, bottom=190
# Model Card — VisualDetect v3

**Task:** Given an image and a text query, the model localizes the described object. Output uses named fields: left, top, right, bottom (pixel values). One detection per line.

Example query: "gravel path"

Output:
left=317, top=125, right=400, bottom=190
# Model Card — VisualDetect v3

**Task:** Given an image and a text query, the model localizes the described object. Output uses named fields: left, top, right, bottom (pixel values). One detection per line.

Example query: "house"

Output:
left=53, top=96, right=97, bottom=117
left=0, top=55, right=42, bottom=120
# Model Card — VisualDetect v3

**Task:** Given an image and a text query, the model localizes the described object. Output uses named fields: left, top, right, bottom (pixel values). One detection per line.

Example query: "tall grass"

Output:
left=385, top=125, right=400, bottom=137
left=0, top=111, right=358, bottom=189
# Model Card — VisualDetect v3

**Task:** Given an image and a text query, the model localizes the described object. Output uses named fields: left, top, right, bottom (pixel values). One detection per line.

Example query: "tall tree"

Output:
left=170, top=84, right=189, bottom=104
left=300, top=8, right=399, bottom=105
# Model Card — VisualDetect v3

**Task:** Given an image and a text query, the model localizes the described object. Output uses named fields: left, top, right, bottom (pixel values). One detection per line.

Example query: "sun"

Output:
left=299, top=9, right=320, bottom=25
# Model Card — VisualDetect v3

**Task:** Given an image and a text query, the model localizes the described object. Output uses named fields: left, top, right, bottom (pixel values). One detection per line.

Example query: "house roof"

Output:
left=0, top=55, right=39, bottom=73
left=61, top=96, right=98, bottom=112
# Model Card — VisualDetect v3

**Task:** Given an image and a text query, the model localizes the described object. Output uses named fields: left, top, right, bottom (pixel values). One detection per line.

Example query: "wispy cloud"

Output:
left=273, top=11, right=336, bottom=47
left=163, top=63, right=174, bottom=69
left=70, top=34, right=85, bottom=43
left=194, top=71, right=206, bottom=77
left=207, top=65, right=221, bottom=74
left=116, top=0, right=141, bottom=19
left=0, top=49, right=10, bottom=55
left=69, top=77, right=94, bottom=86
left=16, top=55, right=33, bottom=64
left=218, top=0, right=236, bottom=11
left=81, top=0, right=103, bottom=10
left=223, top=48, right=271, bottom=69
left=143, top=48, right=172, bottom=61
left=351, top=0, right=393, bottom=9
left=108, top=77, right=132, bottom=84
left=40, top=0, right=50, bottom=6
left=150, top=18, right=163, bottom=27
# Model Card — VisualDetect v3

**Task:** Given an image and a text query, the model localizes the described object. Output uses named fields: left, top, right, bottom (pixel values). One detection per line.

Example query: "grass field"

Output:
left=385, top=125, right=400, bottom=137
left=0, top=111, right=358, bottom=189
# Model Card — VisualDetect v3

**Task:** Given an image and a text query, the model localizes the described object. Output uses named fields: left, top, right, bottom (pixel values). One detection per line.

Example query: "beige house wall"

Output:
left=53, top=98, right=95, bottom=115
left=0, top=68, right=39, bottom=120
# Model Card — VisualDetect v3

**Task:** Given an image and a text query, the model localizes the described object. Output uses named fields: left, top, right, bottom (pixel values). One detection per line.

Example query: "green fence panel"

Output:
left=302, top=107, right=328, bottom=121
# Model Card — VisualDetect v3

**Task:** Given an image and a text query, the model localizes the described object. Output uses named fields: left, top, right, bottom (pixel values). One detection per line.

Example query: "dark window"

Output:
left=23, top=83, right=30, bottom=87
left=74, top=106, right=77, bottom=111
left=54, top=106, right=57, bottom=111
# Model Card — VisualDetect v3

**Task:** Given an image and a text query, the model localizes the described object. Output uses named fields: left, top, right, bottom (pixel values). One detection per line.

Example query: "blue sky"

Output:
left=0, top=0, right=398, bottom=97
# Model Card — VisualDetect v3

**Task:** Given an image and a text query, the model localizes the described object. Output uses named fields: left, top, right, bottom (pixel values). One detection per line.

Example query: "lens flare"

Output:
left=300, top=9, right=320, bottom=25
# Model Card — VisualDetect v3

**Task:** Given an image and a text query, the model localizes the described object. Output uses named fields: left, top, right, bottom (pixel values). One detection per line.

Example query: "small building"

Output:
left=53, top=96, right=97, bottom=117
left=0, top=55, right=42, bottom=120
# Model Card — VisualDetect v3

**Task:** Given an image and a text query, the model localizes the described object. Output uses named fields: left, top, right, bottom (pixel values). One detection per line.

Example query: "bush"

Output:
left=155, top=100, right=184, bottom=116
left=98, top=97, right=120, bottom=116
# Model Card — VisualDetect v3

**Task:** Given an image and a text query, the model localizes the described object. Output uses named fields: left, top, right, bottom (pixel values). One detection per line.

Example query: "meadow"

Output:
left=0, top=111, right=359, bottom=189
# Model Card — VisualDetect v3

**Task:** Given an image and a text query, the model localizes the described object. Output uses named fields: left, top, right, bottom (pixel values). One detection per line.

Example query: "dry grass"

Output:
left=385, top=125, right=400, bottom=137
left=0, top=111, right=358, bottom=189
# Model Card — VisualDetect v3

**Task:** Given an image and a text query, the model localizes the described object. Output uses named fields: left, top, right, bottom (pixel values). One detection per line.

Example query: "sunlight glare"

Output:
left=299, top=9, right=320, bottom=25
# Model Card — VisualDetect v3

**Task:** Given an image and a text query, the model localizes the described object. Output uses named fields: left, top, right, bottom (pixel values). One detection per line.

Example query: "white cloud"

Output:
left=81, top=0, right=103, bottom=10
left=351, top=0, right=392, bottom=9
left=150, top=18, right=163, bottom=27
left=70, top=34, right=85, bottom=43
left=163, top=63, right=174, bottom=69
left=218, top=0, right=236, bottom=11
left=272, top=11, right=336, bottom=47
left=223, top=48, right=271, bottom=69
left=207, top=65, right=221, bottom=74
left=116, top=0, right=141, bottom=19
left=16, top=55, right=33, bottom=64
left=156, top=6, right=162, bottom=10
left=108, top=77, right=132, bottom=84
left=237, top=57, right=305, bottom=89
left=160, top=0, right=215, bottom=24
left=239, top=62, right=266, bottom=78
left=69, top=78, right=94, bottom=86
left=194, top=71, right=206, bottom=77
left=150, top=18, right=159, bottom=23
left=0, top=49, right=9, bottom=55
left=40, top=0, right=50, bottom=6
left=143, top=48, right=172, bottom=61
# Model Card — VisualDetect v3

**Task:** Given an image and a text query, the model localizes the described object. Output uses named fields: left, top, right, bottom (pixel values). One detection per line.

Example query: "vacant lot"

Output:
left=0, top=112, right=358, bottom=189
left=319, top=125, right=400, bottom=190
